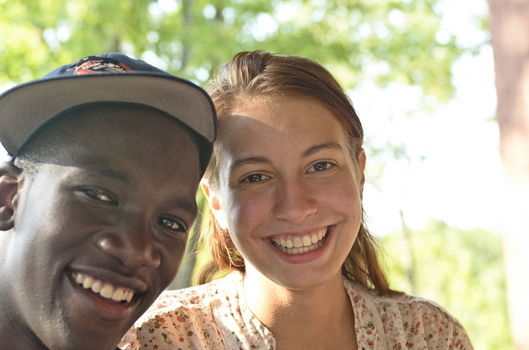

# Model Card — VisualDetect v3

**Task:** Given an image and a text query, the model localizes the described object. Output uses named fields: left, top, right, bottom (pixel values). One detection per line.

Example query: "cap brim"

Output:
left=0, top=73, right=216, bottom=156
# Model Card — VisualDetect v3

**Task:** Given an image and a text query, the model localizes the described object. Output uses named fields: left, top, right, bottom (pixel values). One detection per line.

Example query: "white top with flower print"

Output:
left=119, top=271, right=473, bottom=350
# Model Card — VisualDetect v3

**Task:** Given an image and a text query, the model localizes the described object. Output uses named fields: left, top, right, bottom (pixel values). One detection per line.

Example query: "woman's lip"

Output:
left=269, top=226, right=329, bottom=252
left=267, top=226, right=335, bottom=262
left=266, top=225, right=331, bottom=238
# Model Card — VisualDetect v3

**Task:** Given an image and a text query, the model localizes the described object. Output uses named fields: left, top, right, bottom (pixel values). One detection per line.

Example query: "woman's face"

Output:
left=207, top=97, right=365, bottom=290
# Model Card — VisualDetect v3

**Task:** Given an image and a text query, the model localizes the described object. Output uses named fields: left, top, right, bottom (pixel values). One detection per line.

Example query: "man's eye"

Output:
left=308, top=162, right=334, bottom=173
left=241, top=174, right=270, bottom=183
left=82, top=189, right=115, bottom=204
left=158, top=217, right=186, bottom=232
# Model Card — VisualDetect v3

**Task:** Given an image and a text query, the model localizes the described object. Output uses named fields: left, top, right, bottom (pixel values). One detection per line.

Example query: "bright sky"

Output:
left=357, top=0, right=501, bottom=235
left=0, top=0, right=499, bottom=235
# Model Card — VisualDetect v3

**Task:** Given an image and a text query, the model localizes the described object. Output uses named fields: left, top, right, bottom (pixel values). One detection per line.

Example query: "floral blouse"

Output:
left=119, top=272, right=473, bottom=350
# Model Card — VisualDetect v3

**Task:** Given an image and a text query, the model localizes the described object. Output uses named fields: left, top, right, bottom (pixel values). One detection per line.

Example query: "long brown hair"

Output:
left=198, top=50, right=394, bottom=295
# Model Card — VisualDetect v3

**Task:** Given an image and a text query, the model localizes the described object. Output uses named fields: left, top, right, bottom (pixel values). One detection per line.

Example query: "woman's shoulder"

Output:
left=344, top=279, right=473, bottom=349
left=368, top=286, right=464, bottom=326
left=345, top=279, right=460, bottom=319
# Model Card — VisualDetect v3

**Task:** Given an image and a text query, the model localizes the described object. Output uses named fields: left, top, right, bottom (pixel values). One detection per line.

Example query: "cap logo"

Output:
left=66, top=56, right=133, bottom=75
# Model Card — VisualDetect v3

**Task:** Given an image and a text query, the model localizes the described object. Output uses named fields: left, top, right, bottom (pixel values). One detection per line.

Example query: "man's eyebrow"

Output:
left=82, top=166, right=131, bottom=183
left=170, top=197, right=198, bottom=214
left=302, top=142, right=344, bottom=158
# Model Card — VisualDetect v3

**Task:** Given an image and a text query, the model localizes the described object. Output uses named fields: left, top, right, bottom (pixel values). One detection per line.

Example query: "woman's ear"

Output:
left=0, top=162, right=21, bottom=231
left=356, top=148, right=366, bottom=195
left=200, top=179, right=228, bottom=229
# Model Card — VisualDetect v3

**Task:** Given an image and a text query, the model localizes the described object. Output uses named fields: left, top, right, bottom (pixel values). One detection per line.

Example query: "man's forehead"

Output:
left=73, top=164, right=131, bottom=183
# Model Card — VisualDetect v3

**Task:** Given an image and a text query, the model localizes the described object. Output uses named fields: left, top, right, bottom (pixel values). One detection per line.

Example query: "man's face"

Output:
left=0, top=105, right=201, bottom=349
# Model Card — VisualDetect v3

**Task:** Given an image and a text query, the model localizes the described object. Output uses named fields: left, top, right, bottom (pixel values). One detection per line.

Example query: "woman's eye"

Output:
left=82, top=189, right=115, bottom=204
left=241, top=174, right=270, bottom=183
left=308, top=162, right=334, bottom=173
left=158, top=217, right=186, bottom=233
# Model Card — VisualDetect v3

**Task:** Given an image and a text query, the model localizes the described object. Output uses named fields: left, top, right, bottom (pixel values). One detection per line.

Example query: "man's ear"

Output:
left=200, top=179, right=228, bottom=229
left=0, top=162, right=21, bottom=231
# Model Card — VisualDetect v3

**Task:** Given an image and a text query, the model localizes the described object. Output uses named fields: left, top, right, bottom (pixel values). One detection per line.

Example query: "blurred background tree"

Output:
left=488, top=0, right=529, bottom=348
left=1, top=0, right=461, bottom=98
left=0, top=0, right=515, bottom=348
left=383, top=219, right=511, bottom=350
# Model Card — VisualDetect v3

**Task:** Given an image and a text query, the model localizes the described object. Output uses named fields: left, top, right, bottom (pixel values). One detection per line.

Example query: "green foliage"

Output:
left=381, top=219, right=513, bottom=350
left=1, top=0, right=464, bottom=102
left=1, top=1, right=499, bottom=345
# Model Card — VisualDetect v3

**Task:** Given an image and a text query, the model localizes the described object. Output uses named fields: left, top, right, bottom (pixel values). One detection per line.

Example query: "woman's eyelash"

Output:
left=309, top=162, right=334, bottom=172
left=241, top=174, right=270, bottom=183
left=239, top=162, right=334, bottom=183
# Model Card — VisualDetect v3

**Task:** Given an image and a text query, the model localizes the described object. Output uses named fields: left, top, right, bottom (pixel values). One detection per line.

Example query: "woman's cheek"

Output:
left=227, top=192, right=268, bottom=232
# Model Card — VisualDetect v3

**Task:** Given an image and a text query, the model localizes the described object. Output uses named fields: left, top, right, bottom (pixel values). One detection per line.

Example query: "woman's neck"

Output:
left=242, top=267, right=357, bottom=350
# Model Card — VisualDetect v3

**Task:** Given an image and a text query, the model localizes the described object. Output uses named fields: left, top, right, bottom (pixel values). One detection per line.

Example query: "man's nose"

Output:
left=96, top=217, right=161, bottom=269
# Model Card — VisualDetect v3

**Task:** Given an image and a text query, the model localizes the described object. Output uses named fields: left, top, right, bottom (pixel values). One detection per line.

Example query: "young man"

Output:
left=0, top=53, right=216, bottom=350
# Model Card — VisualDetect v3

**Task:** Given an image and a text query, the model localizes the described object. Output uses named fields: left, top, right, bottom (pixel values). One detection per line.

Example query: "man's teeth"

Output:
left=73, top=272, right=134, bottom=302
left=271, top=228, right=327, bottom=255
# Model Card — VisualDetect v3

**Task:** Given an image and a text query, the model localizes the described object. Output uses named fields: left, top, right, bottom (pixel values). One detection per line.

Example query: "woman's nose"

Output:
left=274, top=180, right=317, bottom=223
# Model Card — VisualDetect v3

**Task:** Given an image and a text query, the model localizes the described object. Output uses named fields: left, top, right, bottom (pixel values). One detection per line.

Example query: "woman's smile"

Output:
left=269, top=226, right=329, bottom=255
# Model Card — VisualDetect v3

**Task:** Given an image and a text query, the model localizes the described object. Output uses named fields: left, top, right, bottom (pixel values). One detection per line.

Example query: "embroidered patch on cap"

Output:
left=66, top=56, right=133, bottom=75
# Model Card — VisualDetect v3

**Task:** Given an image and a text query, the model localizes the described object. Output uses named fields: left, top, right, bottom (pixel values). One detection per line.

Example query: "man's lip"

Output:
left=67, top=266, right=148, bottom=294
left=71, top=271, right=136, bottom=302
left=66, top=272, right=139, bottom=321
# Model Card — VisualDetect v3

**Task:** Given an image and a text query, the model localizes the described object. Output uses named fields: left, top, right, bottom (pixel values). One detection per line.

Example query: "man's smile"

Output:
left=72, top=272, right=135, bottom=302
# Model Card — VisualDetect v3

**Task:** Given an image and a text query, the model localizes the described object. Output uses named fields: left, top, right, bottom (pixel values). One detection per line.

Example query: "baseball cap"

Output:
left=0, top=52, right=216, bottom=173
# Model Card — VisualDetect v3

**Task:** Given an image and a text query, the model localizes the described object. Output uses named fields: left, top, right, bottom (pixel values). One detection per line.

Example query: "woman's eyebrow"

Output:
left=302, top=142, right=343, bottom=158
left=230, top=156, right=271, bottom=172
left=229, top=142, right=343, bottom=172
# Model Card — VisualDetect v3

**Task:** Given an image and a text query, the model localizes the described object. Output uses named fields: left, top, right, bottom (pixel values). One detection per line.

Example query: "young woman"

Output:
left=120, top=51, right=473, bottom=350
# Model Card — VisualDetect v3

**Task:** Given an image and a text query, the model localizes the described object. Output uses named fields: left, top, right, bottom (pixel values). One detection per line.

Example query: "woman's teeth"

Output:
left=73, top=272, right=134, bottom=302
left=271, top=228, right=328, bottom=255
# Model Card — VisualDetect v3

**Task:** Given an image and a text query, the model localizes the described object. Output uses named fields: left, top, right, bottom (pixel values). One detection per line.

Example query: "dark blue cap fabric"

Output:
left=44, top=53, right=169, bottom=77
left=0, top=53, right=216, bottom=172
